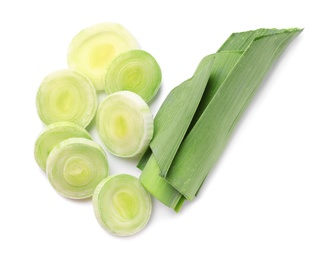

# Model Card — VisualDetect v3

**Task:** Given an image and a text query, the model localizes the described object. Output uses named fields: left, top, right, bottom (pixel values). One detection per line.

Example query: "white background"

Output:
left=0, top=0, right=333, bottom=259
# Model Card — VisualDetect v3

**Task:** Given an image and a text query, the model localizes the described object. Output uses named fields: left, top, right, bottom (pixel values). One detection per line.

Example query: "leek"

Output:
left=139, top=28, right=302, bottom=209
left=36, top=69, right=97, bottom=127
left=68, top=23, right=139, bottom=91
left=93, top=174, right=152, bottom=236
left=139, top=56, right=214, bottom=211
left=47, top=138, right=109, bottom=199
left=140, top=155, right=186, bottom=212
left=96, top=91, right=153, bottom=157
left=105, top=50, right=162, bottom=103
left=34, top=121, right=91, bottom=171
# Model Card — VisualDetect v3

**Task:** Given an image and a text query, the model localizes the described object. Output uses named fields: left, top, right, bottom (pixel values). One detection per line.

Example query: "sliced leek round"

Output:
left=96, top=91, right=153, bottom=157
left=34, top=121, right=92, bottom=172
left=68, top=22, right=139, bottom=91
left=36, top=69, right=97, bottom=127
left=46, top=138, right=109, bottom=199
left=105, top=50, right=162, bottom=102
left=93, top=174, right=152, bottom=236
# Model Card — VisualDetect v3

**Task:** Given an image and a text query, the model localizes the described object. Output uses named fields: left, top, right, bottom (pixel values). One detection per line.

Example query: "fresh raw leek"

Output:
left=139, top=155, right=186, bottom=212
left=93, top=174, right=152, bottom=236
left=47, top=138, right=109, bottom=199
left=139, top=57, right=214, bottom=211
left=34, top=121, right=91, bottom=171
left=68, top=23, right=139, bottom=91
left=96, top=91, right=153, bottom=158
left=105, top=50, right=162, bottom=102
left=36, top=69, right=97, bottom=127
left=139, top=28, right=302, bottom=210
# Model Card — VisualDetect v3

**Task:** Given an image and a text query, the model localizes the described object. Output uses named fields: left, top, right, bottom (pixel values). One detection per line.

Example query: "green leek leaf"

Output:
left=139, top=28, right=302, bottom=209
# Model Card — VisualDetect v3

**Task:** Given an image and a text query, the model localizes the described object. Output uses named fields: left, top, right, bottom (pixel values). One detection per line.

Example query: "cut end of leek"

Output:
left=105, top=50, right=162, bottom=103
left=93, top=174, right=152, bottom=236
left=46, top=138, right=109, bottom=199
left=139, top=154, right=185, bottom=212
left=36, top=69, right=97, bottom=127
left=96, top=91, right=153, bottom=157
left=67, top=23, right=139, bottom=91
left=34, top=121, right=92, bottom=171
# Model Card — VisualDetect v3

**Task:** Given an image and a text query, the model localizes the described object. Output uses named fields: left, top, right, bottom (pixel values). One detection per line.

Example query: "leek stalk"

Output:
left=139, top=28, right=302, bottom=209
left=68, top=23, right=139, bottom=91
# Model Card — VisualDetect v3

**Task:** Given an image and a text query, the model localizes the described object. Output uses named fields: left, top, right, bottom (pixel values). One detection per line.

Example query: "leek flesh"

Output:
left=96, top=91, right=153, bottom=157
left=47, top=138, right=109, bottom=199
left=34, top=121, right=91, bottom=171
left=105, top=50, right=162, bottom=103
left=93, top=174, right=152, bottom=236
left=36, top=69, right=97, bottom=127
left=68, top=23, right=139, bottom=91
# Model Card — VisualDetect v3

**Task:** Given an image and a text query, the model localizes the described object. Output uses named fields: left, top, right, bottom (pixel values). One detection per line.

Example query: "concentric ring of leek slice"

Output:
left=34, top=121, right=92, bottom=172
left=93, top=174, right=152, bottom=236
left=46, top=138, right=109, bottom=199
left=105, top=50, right=162, bottom=103
left=36, top=69, right=97, bottom=127
left=67, top=22, right=139, bottom=91
left=96, top=91, right=153, bottom=157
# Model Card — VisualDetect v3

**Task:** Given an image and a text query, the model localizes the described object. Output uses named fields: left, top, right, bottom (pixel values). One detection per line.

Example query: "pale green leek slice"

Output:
left=67, top=23, right=139, bottom=91
left=96, top=91, right=153, bottom=157
left=105, top=50, right=162, bottom=102
left=139, top=28, right=302, bottom=209
left=36, top=69, right=97, bottom=127
left=93, top=174, right=152, bottom=236
left=46, top=138, right=109, bottom=199
left=34, top=121, right=91, bottom=171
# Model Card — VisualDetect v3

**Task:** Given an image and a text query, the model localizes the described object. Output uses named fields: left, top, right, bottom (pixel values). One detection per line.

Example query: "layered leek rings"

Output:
left=93, top=174, right=152, bottom=236
left=68, top=23, right=139, bottom=91
left=96, top=91, right=153, bottom=157
left=34, top=122, right=91, bottom=171
left=36, top=69, right=97, bottom=127
left=46, top=138, right=109, bottom=199
left=105, top=50, right=162, bottom=103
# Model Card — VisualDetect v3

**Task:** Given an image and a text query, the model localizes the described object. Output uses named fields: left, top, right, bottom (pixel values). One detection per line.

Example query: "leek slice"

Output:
left=46, top=138, right=109, bottom=199
left=36, top=69, right=97, bottom=127
left=96, top=91, right=153, bottom=157
left=34, top=121, right=91, bottom=171
left=93, top=174, right=152, bottom=236
left=139, top=28, right=302, bottom=209
left=68, top=23, right=139, bottom=91
left=105, top=50, right=162, bottom=102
